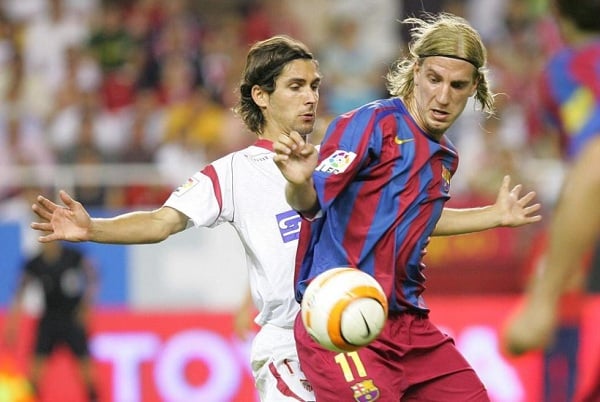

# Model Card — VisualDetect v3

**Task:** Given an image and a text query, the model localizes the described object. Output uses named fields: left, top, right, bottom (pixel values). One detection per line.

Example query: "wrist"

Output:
left=86, top=219, right=99, bottom=242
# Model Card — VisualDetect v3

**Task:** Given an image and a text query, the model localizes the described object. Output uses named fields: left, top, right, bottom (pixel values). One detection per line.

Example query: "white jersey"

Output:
left=164, top=139, right=301, bottom=328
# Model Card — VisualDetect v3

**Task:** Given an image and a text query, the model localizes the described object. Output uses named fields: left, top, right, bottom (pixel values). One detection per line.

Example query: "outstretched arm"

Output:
left=31, top=190, right=188, bottom=244
left=503, top=137, right=600, bottom=355
left=434, top=175, right=542, bottom=236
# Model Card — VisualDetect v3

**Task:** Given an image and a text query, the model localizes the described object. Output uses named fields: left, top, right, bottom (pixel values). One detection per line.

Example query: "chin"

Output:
left=424, top=124, right=444, bottom=137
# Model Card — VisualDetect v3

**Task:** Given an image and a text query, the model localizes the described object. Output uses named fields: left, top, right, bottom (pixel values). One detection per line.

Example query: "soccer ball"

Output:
left=301, top=267, right=388, bottom=352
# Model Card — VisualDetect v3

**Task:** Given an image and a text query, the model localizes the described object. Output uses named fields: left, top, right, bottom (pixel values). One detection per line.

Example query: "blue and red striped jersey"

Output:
left=295, top=98, right=459, bottom=313
left=540, top=41, right=600, bottom=160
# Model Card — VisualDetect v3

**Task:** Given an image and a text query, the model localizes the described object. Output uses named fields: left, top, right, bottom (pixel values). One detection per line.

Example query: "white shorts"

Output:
left=251, top=324, right=315, bottom=402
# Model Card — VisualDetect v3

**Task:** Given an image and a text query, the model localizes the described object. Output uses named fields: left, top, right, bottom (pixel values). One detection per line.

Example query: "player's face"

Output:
left=258, top=59, right=321, bottom=140
left=410, top=56, right=478, bottom=140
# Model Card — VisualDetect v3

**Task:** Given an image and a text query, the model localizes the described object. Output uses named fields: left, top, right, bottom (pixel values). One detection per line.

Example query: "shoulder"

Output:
left=342, top=98, right=397, bottom=117
left=329, top=98, right=398, bottom=130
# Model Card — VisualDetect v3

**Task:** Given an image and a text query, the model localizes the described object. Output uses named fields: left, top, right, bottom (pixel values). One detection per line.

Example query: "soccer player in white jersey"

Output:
left=30, top=35, right=320, bottom=401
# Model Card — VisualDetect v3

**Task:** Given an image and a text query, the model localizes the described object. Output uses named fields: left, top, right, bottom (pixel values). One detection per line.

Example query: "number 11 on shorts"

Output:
left=335, top=351, right=367, bottom=382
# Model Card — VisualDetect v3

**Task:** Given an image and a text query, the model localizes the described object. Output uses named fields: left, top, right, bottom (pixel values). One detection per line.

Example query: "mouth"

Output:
left=300, top=113, right=315, bottom=122
left=431, top=109, right=450, bottom=121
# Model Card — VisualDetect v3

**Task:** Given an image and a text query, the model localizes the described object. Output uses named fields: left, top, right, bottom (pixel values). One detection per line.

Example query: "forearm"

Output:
left=433, top=206, right=501, bottom=236
left=285, top=179, right=319, bottom=217
left=89, top=208, right=186, bottom=244
left=531, top=151, right=600, bottom=302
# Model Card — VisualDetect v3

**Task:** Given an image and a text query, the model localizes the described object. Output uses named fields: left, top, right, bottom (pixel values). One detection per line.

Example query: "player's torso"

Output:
left=172, top=141, right=301, bottom=326
left=230, top=144, right=303, bottom=325
left=304, top=98, right=458, bottom=311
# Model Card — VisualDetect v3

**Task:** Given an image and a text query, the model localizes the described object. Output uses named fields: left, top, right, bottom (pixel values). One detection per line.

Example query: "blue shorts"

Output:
left=294, top=311, right=489, bottom=401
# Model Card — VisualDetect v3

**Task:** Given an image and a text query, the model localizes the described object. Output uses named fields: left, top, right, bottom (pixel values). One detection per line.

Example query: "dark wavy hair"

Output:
left=233, top=35, right=316, bottom=134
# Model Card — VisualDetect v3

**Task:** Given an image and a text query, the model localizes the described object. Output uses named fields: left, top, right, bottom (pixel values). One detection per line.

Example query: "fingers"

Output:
left=38, top=232, right=61, bottom=243
left=501, top=175, right=511, bottom=190
left=273, top=136, right=293, bottom=159
left=32, top=201, right=54, bottom=221
left=530, top=203, right=542, bottom=213
left=509, top=183, right=522, bottom=198
left=518, top=190, right=537, bottom=205
left=524, top=205, right=542, bottom=221
left=519, top=191, right=542, bottom=220
left=30, top=221, right=60, bottom=242
left=59, top=190, right=76, bottom=207
left=35, top=195, right=59, bottom=212
left=31, top=221, right=53, bottom=231
left=273, top=131, right=313, bottom=163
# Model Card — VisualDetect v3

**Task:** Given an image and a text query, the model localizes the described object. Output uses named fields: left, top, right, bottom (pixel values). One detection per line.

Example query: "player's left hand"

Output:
left=494, top=175, right=542, bottom=227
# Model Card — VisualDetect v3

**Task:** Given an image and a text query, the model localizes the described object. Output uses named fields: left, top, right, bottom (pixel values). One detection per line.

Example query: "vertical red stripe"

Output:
left=200, top=164, right=223, bottom=216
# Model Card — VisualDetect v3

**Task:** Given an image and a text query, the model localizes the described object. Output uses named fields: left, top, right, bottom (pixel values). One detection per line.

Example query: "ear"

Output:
left=251, top=85, right=268, bottom=108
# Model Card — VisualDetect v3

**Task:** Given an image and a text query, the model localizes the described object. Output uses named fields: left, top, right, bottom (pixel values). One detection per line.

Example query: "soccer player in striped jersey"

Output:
left=274, top=13, right=542, bottom=401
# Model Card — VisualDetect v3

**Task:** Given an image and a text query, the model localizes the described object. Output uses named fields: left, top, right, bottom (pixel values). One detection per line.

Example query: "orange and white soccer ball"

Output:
left=301, top=267, right=388, bottom=352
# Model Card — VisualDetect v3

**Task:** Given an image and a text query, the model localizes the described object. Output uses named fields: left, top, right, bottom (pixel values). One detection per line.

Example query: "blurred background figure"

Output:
left=4, top=238, right=99, bottom=402
left=503, top=0, right=600, bottom=401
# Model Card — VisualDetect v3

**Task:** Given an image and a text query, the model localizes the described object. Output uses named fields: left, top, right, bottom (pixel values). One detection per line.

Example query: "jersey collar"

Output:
left=254, top=139, right=274, bottom=151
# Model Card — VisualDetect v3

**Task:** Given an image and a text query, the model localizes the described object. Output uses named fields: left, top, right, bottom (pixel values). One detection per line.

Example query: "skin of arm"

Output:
left=31, top=190, right=189, bottom=244
left=504, top=136, right=600, bottom=355
left=434, top=175, right=542, bottom=236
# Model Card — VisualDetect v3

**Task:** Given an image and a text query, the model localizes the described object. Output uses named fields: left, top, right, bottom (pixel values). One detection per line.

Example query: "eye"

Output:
left=451, top=82, right=468, bottom=89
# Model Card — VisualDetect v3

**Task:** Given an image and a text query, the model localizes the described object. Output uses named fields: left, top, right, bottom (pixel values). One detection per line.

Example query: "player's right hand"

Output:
left=273, top=131, right=318, bottom=185
left=31, top=190, right=92, bottom=242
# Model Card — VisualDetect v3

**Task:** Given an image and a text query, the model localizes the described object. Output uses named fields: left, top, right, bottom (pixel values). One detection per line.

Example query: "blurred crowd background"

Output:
left=0, top=0, right=569, bottom=274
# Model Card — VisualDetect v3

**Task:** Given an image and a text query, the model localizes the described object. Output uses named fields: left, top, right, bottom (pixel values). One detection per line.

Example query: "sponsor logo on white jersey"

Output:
left=276, top=210, right=301, bottom=243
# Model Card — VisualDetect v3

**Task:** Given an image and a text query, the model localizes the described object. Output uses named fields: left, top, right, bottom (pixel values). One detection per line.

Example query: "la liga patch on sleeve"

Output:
left=316, top=150, right=356, bottom=174
left=174, top=176, right=199, bottom=196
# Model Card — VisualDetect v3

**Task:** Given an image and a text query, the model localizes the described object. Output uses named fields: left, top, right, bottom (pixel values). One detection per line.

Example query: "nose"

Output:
left=436, top=83, right=450, bottom=105
left=306, top=88, right=319, bottom=105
